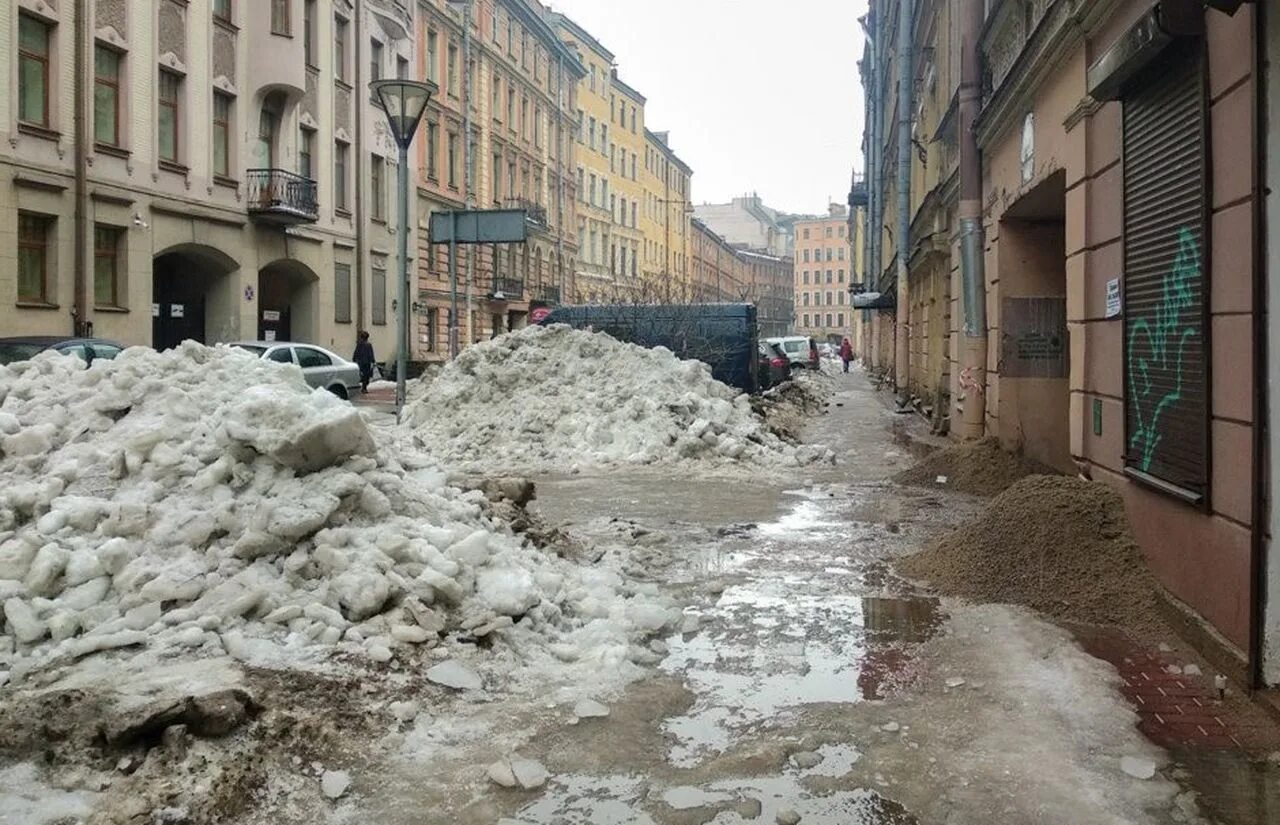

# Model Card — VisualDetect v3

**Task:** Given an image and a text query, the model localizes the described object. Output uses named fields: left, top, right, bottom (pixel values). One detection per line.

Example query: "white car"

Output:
left=231, top=341, right=363, bottom=399
left=765, top=336, right=819, bottom=370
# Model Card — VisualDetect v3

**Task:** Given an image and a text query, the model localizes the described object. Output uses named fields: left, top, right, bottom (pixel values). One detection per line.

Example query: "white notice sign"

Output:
left=263, top=310, right=281, bottom=322
left=170, top=304, right=185, bottom=319
left=152, top=303, right=160, bottom=317
left=264, top=330, right=277, bottom=342
left=1105, top=279, right=1121, bottom=318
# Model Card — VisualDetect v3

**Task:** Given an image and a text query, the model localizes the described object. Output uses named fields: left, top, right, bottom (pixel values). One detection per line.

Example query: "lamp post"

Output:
left=371, top=78, right=437, bottom=423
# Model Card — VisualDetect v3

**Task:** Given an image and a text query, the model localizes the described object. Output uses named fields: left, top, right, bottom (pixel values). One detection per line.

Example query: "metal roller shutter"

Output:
left=1122, top=43, right=1208, bottom=501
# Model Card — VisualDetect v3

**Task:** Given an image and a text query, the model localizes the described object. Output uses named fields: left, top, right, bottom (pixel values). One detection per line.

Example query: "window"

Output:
left=93, top=46, right=121, bottom=146
left=213, top=0, right=232, bottom=22
left=838, top=269, right=845, bottom=282
left=802, top=271, right=809, bottom=284
left=827, top=270, right=833, bottom=283
left=158, top=70, right=181, bottom=164
left=371, top=39, right=383, bottom=83
left=827, top=291, right=834, bottom=305
left=535, top=105, right=543, bottom=147
left=426, top=120, right=439, bottom=180
left=18, top=213, right=52, bottom=304
left=371, top=155, right=385, bottom=220
left=447, top=131, right=459, bottom=188
left=825, top=227, right=833, bottom=238
left=304, top=0, right=316, bottom=65
left=802, top=293, right=810, bottom=307
left=839, top=226, right=846, bottom=238
left=93, top=225, right=124, bottom=307
left=268, top=348, right=294, bottom=364
left=334, top=18, right=348, bottom=82
left=521, top=98, right=529, bottom=139
left=334, top=141, right=349, bottom=210
left=296, top=347, right=333, bottom=368
left=802, top=250, right=810, bottom=263
left=371, top=267, right=387, bottom=325
left=299, top=128, right=314, bottom=178
left=1121, top=46, right=1208, bottom=496
left=827, top=313, right=834, bottom=327
left=631, top=153, right=637, bottom=180
left=271, top=0, right=290, bottom=35
left=19, top=15, right=51, bottom=127
left=335, top=263, right=352, bottom=323
left=631, top=202, right=637, bottom=228
left=803, top=314, right=810, bottom=328
left=589, top=116, right=596, bottom=150
left=213, top=92, right=232, bottom=178
left=838, top=291, right=845, bottom=305
left=448, top=43, right=458, bottom=96
left=803, top=229, right=810, bottom=240
left=427, top=29, right=439, bottom=83
left=838, top=313, right=844, bottom=327
left=826, top=248, right=834, bottom=262
left=508, top=89, right=516, bottom=128
left=492, top=152, right=502, bottom=200
left=397, top=56, right=408, bottom=80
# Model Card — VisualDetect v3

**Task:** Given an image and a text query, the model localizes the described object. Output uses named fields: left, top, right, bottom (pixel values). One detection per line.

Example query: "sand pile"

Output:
left=894, top=438, right=1056, bottom=496
left=898, top=475, right=1162, bottom=634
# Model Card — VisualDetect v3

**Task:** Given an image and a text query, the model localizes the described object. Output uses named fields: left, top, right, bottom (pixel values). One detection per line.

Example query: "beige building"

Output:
left=414, top=0, right=584, bottom=356
left=793, top=205, right=853, bottom=343
left=2, top=0, right=421, bottom=367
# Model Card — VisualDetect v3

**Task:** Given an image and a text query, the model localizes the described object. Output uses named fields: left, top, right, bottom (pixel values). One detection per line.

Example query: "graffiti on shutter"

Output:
left=1121, top=44, right=1207, bottom=498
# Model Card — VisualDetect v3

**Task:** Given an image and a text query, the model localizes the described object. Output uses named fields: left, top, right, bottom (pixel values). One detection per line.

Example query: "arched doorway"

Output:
left=258, top=259, right=319, bottom=343
left=152, top=244, right=239, bottom=350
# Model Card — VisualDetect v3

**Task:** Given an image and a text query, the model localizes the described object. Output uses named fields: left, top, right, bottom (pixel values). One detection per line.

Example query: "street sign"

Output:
left=430, top=209, right=528, bottom=245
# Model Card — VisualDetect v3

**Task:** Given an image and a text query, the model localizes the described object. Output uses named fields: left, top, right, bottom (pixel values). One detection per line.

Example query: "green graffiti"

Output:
left=1127, top=228, right=1200, bottom=472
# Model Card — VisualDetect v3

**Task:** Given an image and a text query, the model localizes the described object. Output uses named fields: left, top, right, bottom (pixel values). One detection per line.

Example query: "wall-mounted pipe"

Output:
left=894, top=0, right=915, bottom=397
left=956, top=0, right=988, bottom=439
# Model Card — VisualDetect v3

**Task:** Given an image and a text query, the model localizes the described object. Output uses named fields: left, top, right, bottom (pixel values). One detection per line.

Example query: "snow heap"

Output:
left=408, top=325, right=830, bottom=472
left=0, top=344, right=671, bottom=680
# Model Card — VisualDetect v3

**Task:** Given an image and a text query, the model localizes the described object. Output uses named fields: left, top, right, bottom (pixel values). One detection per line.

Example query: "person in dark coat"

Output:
left=839, top=337, right=854, bottom=373
left=353, top=331, right=375, bottom=393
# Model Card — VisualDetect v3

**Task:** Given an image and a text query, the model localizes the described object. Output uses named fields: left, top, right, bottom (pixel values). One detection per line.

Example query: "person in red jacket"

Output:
left=839, top=337, right=854, bottom=373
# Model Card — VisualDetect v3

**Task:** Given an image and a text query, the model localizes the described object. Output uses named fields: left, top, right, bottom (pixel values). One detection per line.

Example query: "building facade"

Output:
left=694, top=194, right=792, bottom=258
left=414, top=0, right=584, bottom=357
left=862, top=0, right=1278, bottom=691
left=794, top=205, right=854, bottom=343
left=2, top=0, right=419, bottom=365
left=642, top=129, right=692, bottom=301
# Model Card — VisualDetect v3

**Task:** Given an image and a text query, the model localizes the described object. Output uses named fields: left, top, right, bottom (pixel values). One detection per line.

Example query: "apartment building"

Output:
left=642, top=129, right=692, bottom=301
left=694, top=194, right=793, bottom=258
left=740, top=249, right=795, bottom=338
left=690, top=218, right=746, bottom=302
left=414, top=0, right=584, bottom=356
left=793, top=205, right=853, bottom=343
left=2, top=0, right=417, bottom=362
left=610, top=73, right=647, bottom=300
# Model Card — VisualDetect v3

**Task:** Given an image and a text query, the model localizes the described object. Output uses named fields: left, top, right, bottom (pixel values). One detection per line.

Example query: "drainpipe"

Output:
left=72, top=0, right=89, bottom=337
left=956, top=0, right=988, bottom=439
left=1248, top=0, right=1267, bottom=692
left=861, top=14, right=876, bottom=364
left=354, top=0, right=366, bottom=330
left=894, top=0, right=915, bottom=398
left=869, top=6, right=883, bottom=368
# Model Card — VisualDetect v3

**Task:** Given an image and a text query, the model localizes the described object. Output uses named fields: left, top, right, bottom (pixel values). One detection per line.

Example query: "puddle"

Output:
left=507, top=774, right=918, bottom=825
left=1172, top=748, right=1280, bottom=825
left=790, top=744, right=863, bottom=778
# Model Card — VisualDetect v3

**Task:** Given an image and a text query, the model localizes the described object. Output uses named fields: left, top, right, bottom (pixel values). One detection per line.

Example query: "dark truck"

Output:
left=538, top=303, right=762, bottom=393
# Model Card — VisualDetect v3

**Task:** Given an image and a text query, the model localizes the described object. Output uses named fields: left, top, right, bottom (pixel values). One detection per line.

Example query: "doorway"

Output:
left=997, top=171, right=1071, bottom=473
left=259, top=260, right=318, bottom=343
left=152, top=245, right=237, bottom=350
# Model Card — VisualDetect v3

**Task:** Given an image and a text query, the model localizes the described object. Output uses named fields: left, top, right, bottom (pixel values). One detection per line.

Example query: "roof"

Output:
left=645, top=128, right=693, bottom=176
left=612, top=72, right=646, bottom=104
left=547, top=11, right=614, bottom=62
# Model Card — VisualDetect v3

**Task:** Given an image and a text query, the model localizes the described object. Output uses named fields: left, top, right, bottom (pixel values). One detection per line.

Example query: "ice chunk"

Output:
left=0, top=540, right=37, bottom=581
left=320, top=770, right=352, bottom=800
left=390, top=625, right=430, bottom=644
left=24, top=544, right=69, bottom=596
left=476, top=567, right=539, bottom=616
left=486, top=757, right=548, bottom=790
left=4, top=598, right=46, bottom=643
left=881, top=722, right=900, bottom=733
left=573, top=699, right=610, bottom=719
left=776, top=810, right=802, bottom=825
left=945, top=677, right=967, bottom=689
left=59, top=576, right=110, bottom=610
left=790, top=751, right=823, bottom=769
left=426, top=660, right=483, bottom=691
left=1120, top=756, right=1157, bottom=780
left=64, top=550, right=107, bottom=587
left=333, top=569, right=391, bottom=621
left=388, top=701, right=419, bottom=723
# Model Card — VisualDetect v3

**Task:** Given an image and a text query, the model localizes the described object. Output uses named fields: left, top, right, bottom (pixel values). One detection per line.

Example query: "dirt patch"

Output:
left=898, top=475, right=1163, bottom=636
left=752, top=373, right=834, bottom=444
left=893, top=438, right=1057, bottom=497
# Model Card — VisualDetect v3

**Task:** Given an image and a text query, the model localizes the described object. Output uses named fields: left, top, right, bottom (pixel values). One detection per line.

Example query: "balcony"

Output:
left=533, top=285, right=562, bottom=305
left=848, top=174, right=869, bottom=208
left=490, top=276, right=525, bottom=302
left=505, top=197, right=549, bottom=229
left=246, top=169, right=318, bottom=225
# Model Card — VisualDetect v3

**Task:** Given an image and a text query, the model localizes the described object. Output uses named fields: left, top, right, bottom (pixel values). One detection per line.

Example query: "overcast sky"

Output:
left=546, top=0, right=867, bottom=216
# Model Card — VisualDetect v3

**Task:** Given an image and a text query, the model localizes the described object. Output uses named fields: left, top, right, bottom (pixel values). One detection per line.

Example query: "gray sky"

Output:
left=547, top=0, right=867, bottom=216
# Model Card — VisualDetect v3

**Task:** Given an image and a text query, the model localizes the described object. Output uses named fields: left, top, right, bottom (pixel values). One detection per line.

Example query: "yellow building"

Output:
left=549, top=13, right=614, bottom=302
left=610, top=74, right=647, bottom=300
left=643, top=130, right=693, bottom=301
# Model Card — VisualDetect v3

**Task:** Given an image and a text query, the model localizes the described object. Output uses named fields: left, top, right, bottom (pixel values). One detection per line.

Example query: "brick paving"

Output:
left=1077, top=627, right=1280, bottom=753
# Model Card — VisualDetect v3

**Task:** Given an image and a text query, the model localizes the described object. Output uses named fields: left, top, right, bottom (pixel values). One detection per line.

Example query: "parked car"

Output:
left=766, top=336, right=820, bottom=370
left=0, top=336, right=125, bottom=366
left=757, top=341, right=792, bottom=390
left=230, top=342, right=362, bottom=399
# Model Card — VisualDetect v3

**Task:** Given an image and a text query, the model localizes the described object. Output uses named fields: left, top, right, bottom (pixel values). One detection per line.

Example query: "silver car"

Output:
left=231, top=341, right=362, bottom=400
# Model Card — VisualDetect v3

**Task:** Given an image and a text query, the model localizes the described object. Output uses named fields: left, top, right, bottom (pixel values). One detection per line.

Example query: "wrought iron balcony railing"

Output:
left=490, top=276, right=524, bottom=301
left=246, top=168, right=319, bottom=224
left=534, top=284, right=561, bottom=304
left=505, top=197, right=549, bottom=228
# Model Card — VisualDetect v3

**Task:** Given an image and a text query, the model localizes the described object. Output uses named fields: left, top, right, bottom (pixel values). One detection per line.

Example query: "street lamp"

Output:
left=371, top=78, right=437, bottom=423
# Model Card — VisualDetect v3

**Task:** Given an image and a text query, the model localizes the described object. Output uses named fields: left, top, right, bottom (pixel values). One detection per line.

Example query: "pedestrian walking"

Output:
left=839, top=337, right=854, bottom=374
left=353, top=331, right=375, bottom=394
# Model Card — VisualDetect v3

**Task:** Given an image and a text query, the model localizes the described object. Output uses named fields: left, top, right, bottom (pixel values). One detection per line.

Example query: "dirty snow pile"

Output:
left=0, top=343, right=673, bottom=682
left=409, top=325, right=831, bottom=472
